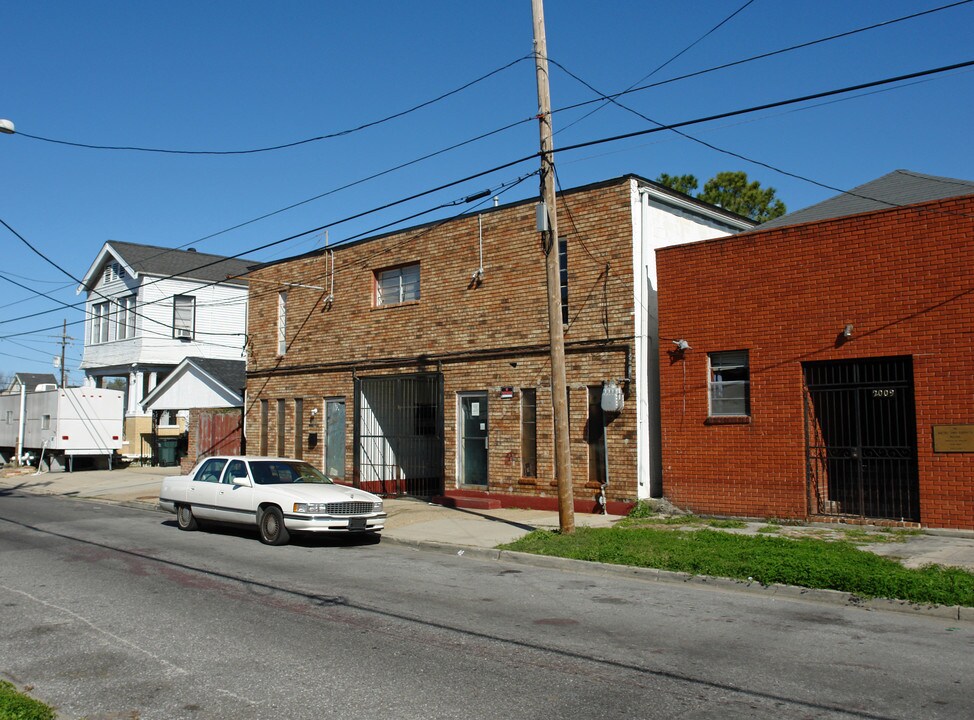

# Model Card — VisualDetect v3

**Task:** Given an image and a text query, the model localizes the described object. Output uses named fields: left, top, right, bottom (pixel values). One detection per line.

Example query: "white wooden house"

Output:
left=77, top=241, right=252, bottom=460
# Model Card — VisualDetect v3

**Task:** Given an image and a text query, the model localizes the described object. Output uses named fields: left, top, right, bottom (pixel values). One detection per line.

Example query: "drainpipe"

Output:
left=16, top=380, right=26, bottom=465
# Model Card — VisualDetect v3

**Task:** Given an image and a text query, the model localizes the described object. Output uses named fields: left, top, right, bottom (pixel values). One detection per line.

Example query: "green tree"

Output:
left=654, top=173, right=699, bottom=196
left=655, top=170, right=786, bottom=224
left=698, top=171, right=786, bottom=223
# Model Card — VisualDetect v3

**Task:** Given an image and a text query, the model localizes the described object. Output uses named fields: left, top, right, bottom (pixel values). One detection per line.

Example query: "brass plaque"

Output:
left=932, top=425, right=974, bottom=453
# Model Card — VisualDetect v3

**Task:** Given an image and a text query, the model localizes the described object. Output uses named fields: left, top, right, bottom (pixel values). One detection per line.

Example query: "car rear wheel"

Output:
left=176, top=504, right=198, bottom=531
left=258, top=506, right=290, bottom=546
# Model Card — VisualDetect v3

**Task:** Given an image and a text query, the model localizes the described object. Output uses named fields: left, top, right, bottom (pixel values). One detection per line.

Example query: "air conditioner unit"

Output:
left=175, top=329, right=193, bottom=340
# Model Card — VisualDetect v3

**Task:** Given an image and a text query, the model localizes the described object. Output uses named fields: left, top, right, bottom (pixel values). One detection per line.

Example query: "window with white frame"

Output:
left=708, top=350, right=750, bottom=417
left=375, top=263, right=420, bottom=306
left=91, top=302, right=111, bottom=344
left=277, top=290, right=287, bottom=355
left=115, top=295, right=137, bottom=340
left=173, top=295, right=195, bottom=340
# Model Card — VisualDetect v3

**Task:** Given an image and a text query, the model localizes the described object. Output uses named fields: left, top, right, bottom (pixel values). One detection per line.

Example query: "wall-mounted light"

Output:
left=843, top=324, right=854, bottom=339
left=672, top=339, right=691, bottom=351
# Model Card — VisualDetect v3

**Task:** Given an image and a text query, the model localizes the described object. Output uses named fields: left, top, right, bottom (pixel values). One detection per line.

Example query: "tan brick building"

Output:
left=244, top=175, right=750, bottom=513
left=656, top=170, right=974, bottom=530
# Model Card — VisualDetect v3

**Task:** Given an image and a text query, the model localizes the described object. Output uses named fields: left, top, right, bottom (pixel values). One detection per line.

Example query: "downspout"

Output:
left=16, top=381, right=26, bottom=465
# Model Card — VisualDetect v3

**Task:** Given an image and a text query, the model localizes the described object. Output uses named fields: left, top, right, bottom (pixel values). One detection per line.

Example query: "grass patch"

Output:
left=757, top=524, right=781, bottom=534
left=501, top=527, right=974, bottom=607
left=0, top=680, right=56, bottom=720
left=619, top=514, right=700, bottom=528
left=706, top=519, right=748, bottom=529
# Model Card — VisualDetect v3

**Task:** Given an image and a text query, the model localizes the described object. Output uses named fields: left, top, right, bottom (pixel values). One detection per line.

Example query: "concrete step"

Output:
left=433, top=495, right=503, bottom=510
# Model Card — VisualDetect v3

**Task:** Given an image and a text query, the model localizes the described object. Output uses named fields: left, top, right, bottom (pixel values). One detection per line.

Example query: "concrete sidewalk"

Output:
left=0, top=464, right=621, bottom=548
left=2, top=464, right=974, bottom=573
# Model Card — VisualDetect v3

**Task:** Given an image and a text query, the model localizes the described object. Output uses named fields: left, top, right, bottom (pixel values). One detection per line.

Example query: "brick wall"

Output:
left=656, top=195, right=974, bottom=529
left=244, top=179, right=639, bottom=511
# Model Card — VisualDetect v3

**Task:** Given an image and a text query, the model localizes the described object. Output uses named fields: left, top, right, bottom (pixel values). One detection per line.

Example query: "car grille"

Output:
left=326, top=501, right=375, bottom=515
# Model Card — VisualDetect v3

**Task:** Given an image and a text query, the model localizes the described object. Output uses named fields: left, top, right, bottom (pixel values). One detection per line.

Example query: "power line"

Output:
left=554, top=59, right=974, bottom=159
left=0, top=170, right=539, bottom=342
left=13, top=56, right=532, bottom=155
left=557, top=0, right=756, bottom=136
left=551, top=0, right=974, bottom=118
left=3, top=58, right=972, bottom=343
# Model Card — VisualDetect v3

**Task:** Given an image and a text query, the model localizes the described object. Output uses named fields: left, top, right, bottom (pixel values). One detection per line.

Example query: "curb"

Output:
left=6, top=483, right=972, bottom=624
left=381, top=536, right=973, bottom=624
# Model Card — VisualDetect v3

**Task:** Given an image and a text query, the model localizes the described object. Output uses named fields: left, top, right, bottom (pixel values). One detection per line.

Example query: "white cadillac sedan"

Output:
left=159, top=456, right=386, bottom=545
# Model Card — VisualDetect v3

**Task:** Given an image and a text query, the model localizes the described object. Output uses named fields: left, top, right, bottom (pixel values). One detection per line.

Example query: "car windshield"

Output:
left=248, top=460, right=334, bottom=486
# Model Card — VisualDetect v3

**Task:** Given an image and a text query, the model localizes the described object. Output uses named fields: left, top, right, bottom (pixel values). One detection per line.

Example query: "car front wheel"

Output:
left=176, top=504, right=198, bottom=531
left=258, top=506, right=290, bottom=546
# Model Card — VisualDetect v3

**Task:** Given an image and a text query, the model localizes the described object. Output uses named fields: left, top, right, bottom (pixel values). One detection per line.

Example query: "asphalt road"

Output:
left=1, top=490, right=971, bottom=720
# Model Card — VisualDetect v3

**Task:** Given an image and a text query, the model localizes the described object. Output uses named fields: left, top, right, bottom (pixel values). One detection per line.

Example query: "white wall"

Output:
left=629, top=180, right=753, bottom=499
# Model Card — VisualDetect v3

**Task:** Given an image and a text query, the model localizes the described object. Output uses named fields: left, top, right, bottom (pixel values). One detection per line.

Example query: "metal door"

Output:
left=355, top=373, right=444, bottom=497
left=803, top=357, right=919, bottom=522
left=459, top=393, right=489, bottom=487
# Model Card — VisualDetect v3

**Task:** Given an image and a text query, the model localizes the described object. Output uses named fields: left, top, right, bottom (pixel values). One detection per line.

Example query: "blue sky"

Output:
left=2, top=0, right=972, bottom=380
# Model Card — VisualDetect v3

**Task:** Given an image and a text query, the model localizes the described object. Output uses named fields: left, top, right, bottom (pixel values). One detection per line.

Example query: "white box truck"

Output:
left=0, top=387, right=124, bottom=471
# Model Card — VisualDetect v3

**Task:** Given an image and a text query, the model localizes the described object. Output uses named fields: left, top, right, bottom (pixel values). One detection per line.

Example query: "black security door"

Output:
left=803, top=357, right=919, bottom=522
left=355, top=373, right=444, bottom=498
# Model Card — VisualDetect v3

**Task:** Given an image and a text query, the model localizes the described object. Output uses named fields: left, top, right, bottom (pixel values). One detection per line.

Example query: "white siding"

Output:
left=142, top=365, right=241, bottom=412
left=81, top=276, right=246, bottom=369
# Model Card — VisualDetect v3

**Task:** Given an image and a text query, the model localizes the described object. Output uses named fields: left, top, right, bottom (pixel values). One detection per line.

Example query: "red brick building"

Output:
left=243, top=175, right=750, bottom=513
left=656, top=170, right=974, bottom=530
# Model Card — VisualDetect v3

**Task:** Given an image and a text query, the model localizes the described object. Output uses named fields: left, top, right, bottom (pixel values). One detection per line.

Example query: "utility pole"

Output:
left=57, top=319, right=73, bottom=387
left=532, top=0, right=574, bottom=534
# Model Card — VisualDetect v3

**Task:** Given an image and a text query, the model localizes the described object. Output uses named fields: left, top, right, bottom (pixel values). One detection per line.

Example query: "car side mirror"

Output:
left=232, top=476, right=252, bottom=487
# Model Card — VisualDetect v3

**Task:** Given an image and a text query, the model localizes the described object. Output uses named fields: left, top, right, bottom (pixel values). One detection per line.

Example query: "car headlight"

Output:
left=293, top=503, right=329, bottom=513
left=372, top=500, right=383, bottom=512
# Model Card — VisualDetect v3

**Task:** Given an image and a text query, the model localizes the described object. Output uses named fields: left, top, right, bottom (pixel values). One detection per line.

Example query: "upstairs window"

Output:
left=173, top=295, right=196, bottom=340
left=375, top=263, right=420, bottom=307
left=115, top=295, right=137, bottom=340
left=277, top=291, right=287, bottom=356
left=91, top=302, right=111, bottom=344
left=708, top=350, right=750, bottom=417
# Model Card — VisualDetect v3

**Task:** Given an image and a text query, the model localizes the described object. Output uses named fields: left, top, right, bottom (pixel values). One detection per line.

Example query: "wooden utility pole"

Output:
left=532, top=0, right=574, bottom=534
left=57, top=319, right=73, bottom=387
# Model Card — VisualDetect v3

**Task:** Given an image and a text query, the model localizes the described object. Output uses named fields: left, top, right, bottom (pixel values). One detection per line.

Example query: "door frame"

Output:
left=457, top=391, right=489, bottom=488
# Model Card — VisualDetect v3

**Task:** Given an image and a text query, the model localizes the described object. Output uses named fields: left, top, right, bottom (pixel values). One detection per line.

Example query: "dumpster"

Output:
left=157, top=438, right=179, bottom=467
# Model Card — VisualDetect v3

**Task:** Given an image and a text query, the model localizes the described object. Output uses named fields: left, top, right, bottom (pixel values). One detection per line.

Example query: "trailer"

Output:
left=0, top=387, right=125, bottom=471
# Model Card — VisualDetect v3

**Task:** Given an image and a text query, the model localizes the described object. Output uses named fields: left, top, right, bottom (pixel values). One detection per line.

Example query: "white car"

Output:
left=158, top=456, right=386, bottom=545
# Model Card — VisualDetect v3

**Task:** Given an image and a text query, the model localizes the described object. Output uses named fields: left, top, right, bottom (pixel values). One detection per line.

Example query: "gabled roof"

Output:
left=187, top=358, right=246, bottom=394
left=140, top=357, right=245, bottom=410
left=78, top=240, right=254, bottom=293
left=758, top=170, right=974, bottom=231
left=4, top=373, right=58, bottom=393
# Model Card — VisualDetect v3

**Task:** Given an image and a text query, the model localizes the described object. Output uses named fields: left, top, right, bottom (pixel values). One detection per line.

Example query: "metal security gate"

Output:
left=355, top=373, right=444, bottom=498
left=803, top=357, right=919, bottom=522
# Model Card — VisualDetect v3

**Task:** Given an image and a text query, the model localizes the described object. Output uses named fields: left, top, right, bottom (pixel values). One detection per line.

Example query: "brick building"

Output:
left=243, top=175, right=751, bottom=513
left=656, top=170, right=974, bottom=530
